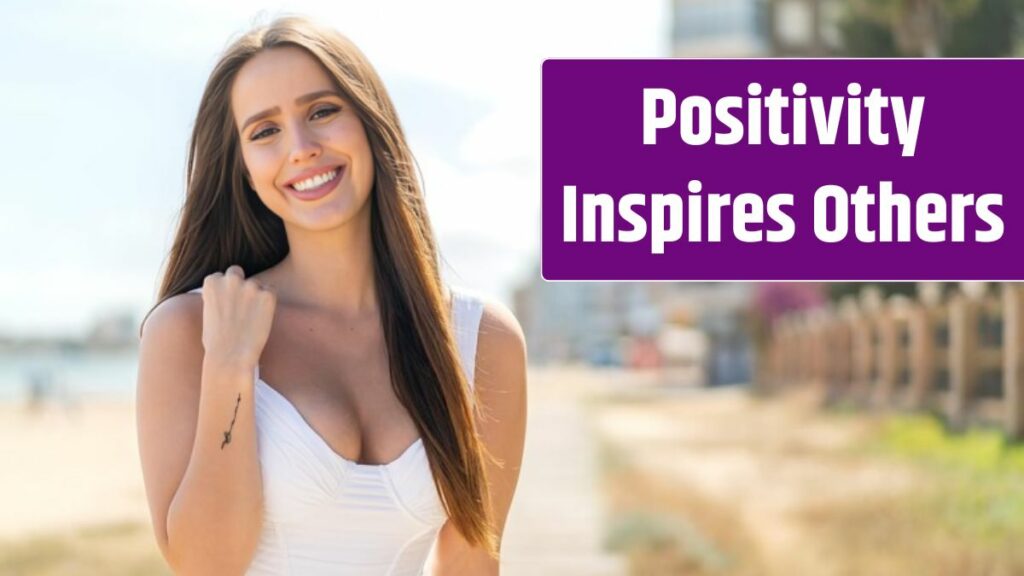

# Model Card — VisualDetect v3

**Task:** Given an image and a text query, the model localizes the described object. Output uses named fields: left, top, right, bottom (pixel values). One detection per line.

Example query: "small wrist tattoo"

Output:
left=221, top=393, right=241, bottom=450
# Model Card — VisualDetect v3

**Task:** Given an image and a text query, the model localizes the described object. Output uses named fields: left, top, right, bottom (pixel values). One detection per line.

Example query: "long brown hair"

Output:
left=142, top=16, right=497, bottom=556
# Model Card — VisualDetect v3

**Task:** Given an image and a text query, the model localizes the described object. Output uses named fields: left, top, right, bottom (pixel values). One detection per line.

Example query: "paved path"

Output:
left=500, top=368, right=627, bottom=576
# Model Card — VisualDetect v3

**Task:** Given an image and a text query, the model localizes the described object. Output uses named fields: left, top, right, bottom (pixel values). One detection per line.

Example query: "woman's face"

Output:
left=231, top=46, right=375, bottom=232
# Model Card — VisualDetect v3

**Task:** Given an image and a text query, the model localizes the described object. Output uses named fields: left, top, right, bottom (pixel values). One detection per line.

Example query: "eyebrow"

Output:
left=239, top=90, right=342, bottom=133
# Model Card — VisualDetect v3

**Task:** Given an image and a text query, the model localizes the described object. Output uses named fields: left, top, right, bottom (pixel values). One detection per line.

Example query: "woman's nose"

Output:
left=288, top=127, right=322, bottom=164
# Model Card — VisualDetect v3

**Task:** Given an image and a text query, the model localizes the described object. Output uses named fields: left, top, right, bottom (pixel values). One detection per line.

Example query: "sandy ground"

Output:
left=0, top=401, right=152, bottom=541
left=585, top=371, right=925, bottom=576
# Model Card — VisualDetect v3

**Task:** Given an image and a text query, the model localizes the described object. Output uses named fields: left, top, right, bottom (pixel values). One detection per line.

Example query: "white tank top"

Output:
left=186, top=285, right=485, bottom=575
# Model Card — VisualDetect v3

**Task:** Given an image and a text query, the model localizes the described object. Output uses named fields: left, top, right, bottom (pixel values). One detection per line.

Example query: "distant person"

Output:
left=135, top=16, right=527, bottom=575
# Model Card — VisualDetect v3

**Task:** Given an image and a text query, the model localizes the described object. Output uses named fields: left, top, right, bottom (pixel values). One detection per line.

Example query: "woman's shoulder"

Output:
left=140, top=290, right=204, bottom=346
left=137, top=291, right=206, bottom=404
left=479, top=299, right=526, bottom=361
left=447, top=285, right=526, bottom=362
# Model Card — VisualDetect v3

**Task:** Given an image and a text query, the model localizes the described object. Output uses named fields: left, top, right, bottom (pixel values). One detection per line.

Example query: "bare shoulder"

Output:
left=142, top=292, right=203, bottom=341
left=474, top=297, right=527, bottom=396
left=138, top=292, right=205, bottom=396
left=477, top=299, right=526, bottom=359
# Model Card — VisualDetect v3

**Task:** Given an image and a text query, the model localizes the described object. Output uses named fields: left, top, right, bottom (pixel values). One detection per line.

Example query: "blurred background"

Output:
left=2, top=0, right=1023, bottom=575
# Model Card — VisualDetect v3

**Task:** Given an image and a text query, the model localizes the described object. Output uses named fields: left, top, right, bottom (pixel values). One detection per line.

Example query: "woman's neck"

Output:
left=274, top=214, right=378, bottom=318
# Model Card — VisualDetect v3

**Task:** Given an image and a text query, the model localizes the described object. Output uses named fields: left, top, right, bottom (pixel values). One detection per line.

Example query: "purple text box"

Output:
left=541, top=59, right=1024, bottom=280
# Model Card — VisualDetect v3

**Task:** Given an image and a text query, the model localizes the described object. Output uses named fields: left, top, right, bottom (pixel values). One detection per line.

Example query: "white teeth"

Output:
left=292, top=169, right=338, bottom=192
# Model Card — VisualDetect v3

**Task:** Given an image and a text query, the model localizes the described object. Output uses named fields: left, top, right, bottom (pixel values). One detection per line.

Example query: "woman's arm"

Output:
left=430, top=299, right=528, bottom=576
left=136, top=293, right=264, bottom=575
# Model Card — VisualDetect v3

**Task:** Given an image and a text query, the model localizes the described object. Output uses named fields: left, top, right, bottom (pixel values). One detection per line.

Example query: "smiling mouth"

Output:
left=288, top=167, right=342, bottom=192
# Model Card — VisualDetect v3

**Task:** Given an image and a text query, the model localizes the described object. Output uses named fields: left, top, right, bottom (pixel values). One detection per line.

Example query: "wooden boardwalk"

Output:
left=499, top=368, right=627, bottom=576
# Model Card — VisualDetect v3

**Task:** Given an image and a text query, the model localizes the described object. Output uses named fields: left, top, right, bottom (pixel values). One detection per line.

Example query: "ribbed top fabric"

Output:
left=186, top=285, right=485, bottom=575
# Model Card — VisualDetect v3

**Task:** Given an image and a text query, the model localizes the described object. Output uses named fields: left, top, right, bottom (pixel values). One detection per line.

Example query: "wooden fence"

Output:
left=762, top=283, right=1024, bottom=439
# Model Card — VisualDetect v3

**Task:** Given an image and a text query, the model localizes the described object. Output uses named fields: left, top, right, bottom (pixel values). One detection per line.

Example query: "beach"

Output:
left=0, top=401, right=151, bottom=541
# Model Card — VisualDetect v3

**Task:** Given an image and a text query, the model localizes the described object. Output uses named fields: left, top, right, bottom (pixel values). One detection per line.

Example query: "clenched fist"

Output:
left=200, top=265, right=277, bottom=369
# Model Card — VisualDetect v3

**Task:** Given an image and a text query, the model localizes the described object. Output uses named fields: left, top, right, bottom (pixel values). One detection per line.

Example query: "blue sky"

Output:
left=1, top=0, right=668, bottom=337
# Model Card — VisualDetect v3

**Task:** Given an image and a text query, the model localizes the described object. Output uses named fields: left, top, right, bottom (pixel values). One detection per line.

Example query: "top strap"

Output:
left=449, top=287, right=485, bottom=390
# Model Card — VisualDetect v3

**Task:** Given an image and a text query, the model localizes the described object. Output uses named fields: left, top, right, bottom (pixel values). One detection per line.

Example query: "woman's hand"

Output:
left=200, top=265, right=277, bottom=369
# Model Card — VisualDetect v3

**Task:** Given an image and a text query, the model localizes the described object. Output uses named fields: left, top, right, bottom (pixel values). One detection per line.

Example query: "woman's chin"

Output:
left=285, top=200, right=370, bottom=232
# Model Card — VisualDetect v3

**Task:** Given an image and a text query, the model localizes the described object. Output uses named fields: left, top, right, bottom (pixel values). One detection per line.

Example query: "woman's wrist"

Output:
left=202, top=353, right=258, bottom=380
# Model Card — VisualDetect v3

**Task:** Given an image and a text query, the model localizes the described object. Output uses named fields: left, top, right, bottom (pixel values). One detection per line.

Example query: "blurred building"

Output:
left=672, top=0, right=842, bottom=57
left=512, top=277, right=659, bottom=366
left=673, top=0, right=771, bottom=56
left=512, top=269, right=754, bottom=385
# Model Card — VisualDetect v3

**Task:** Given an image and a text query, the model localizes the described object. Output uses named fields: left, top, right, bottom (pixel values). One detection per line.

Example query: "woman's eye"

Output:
left=311, top=106, right=340, bottom=120
left=248, top=107, right=338, bottom=141
left=251, top=127, right=278, bottom=141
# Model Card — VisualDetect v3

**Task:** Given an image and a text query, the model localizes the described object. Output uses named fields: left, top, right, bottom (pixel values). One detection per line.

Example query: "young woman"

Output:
left=135, top=16, right=527, bottom=575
